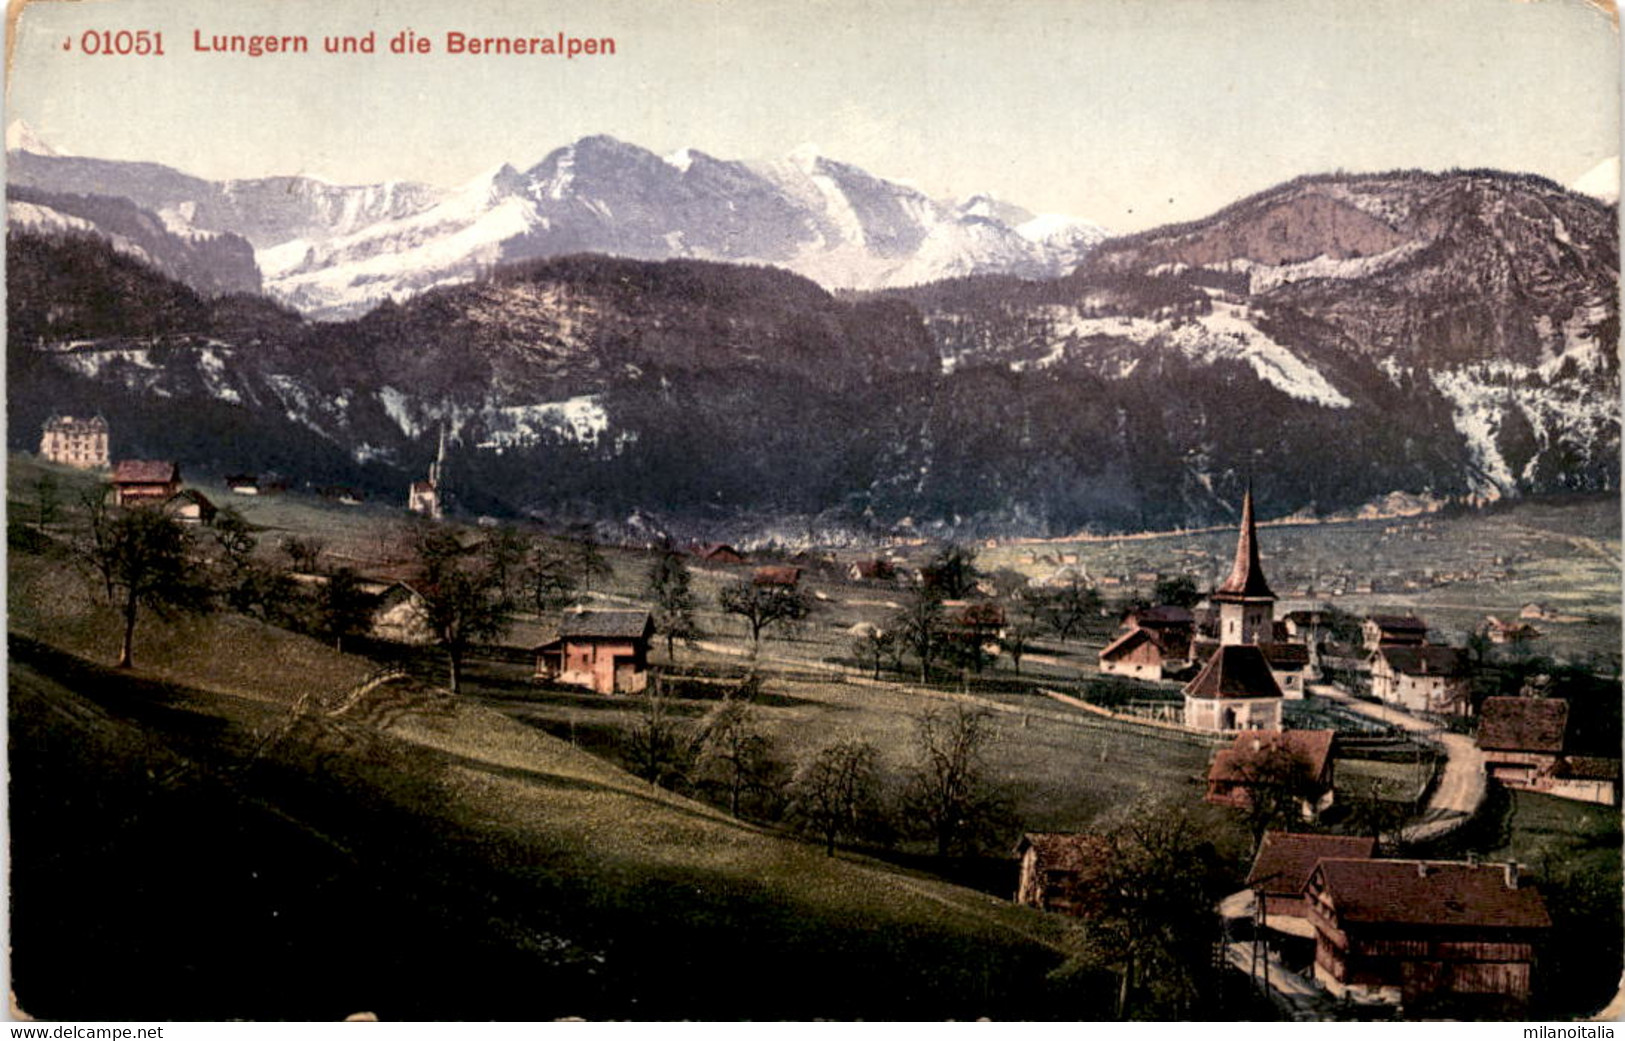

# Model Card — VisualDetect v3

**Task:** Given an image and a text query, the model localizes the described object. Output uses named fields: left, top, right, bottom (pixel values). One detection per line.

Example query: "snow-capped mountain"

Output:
left=9, top=166, right=1614, bottom=534
left=1572, top=156, right=1620, bottom=204
left=8, top=126, right=1109, bottom=319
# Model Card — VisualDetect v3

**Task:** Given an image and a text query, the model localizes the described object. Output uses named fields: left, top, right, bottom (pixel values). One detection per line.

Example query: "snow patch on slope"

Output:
left=475, top=396, right=609, bottom=449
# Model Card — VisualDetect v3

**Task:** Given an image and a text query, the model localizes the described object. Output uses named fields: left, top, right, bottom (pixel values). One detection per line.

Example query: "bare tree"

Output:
left=625, top=687, right=700, bottom=789
left=1232, top=742, right=1324, bottom=848
left=695, top=696, right=779, bottom=818
left=902, top=705, right=1009, bottom=857
left=1032, top=576, right=1101, bottom=641
left=719, top=579, right=811, bottom=654
left=30, top=472, right=60, bottom=534
left=279, top=534, right=326, bottom=574
left=851, top=625, right=897, bottom=680
left=411, top=528, right=514, bottom=693
left=787, top=739, right=886, bottom=856
left=83, top=506, right=206, bottom=669
left=891, top=586, right=945, bottom=682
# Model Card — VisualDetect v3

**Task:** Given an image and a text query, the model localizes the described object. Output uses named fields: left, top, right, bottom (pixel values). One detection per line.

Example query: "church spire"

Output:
left=1214, top=484, right=1274, bottom=601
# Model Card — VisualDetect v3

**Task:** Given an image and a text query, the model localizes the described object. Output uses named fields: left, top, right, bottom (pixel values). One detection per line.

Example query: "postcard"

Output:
left=5, top=0, right=1621, bottom=1025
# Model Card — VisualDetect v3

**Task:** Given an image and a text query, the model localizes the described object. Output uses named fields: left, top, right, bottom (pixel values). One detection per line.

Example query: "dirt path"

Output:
left=1310, top=683, right=1486, bottom=842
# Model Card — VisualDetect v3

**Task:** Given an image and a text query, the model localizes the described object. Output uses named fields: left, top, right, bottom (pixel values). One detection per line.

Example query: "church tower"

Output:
left=1212, top=486, right=1275, bottom=646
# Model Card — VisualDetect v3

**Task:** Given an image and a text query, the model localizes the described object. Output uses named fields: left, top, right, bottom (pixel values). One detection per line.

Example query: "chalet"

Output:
left=1304, top=857, right=1549, bottom=1011
left=225, top=474, right=260, bottom=495
left=1206, top=729, right=1336, bottom=816
left=752, top=565, right=803, bottom=588
left=166, top=488, right=218, bottom=526
left=1247, top=831, right=1377, bottom=932
left=1099, top=627, right=1177, bottom=679
left=847, top=559, right=896, bottom=582
left=1370, top=645, right=1469, bottom=715
left=40, top=414, right=109, bottom=468
left=1182, top=644, right=1284, bottom=731
left=534, top=610, right=654, bottom=695
left=1362, top=614, right=1428, bottom=650
left=111, top=460, right=180, bottom=507
left=1477, top=696, right=1569, bottom=789
left=1013, top=832, right=1108, bottom=917
left=693, top=543, right=745, bottom=565
left=1484, top=616, right=1540, bottom=645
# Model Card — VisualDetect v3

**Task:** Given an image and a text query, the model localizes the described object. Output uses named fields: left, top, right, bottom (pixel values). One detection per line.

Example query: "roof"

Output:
left=1312, top=858, right=1550, bottom=930
left=752, top=565, right=802, bottom=587
left=1375, top=644, right=1465, bottom=677
left=44, top=414, right=108, bottom=430
left=1213, top=488, right=1275, bottom=601
left=168, top=488, right=215, bottom=509
left=1183, top=644, right=1284, bottom=700
left=695, top=542, right=743, bottom=560
left=1366, top=614, right=1428, bottom=634
left=111, top=459, right=178, bottom=484
left=1130, top=605, right=1194, bottom=627
left=1209, top=729, right=1336, bottom=785
left=1261, top=642, right=1311, bottom=668
left=557, top=610, right=653, bottom=640
left=1014, top=832, right=1108, bottom=874
left=1479, top=697, right=1569, bottom=754
left=1247, top=831, right=1378, bottom=896
left=1100, top=626, right=1164, bottom=661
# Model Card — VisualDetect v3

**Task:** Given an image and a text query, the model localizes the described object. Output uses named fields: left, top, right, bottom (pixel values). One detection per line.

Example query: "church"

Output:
left=1182, top=488, right=1286, bottom=731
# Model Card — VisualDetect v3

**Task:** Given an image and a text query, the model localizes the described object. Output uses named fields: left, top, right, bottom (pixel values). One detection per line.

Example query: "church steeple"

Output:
left=1214, top=484, right=1274, bottom=601
left=1212, top=485, right=1276, bottom=646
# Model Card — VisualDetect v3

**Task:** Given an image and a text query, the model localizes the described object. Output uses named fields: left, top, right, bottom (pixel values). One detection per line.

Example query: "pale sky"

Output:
left=5, top=0, right=1620, bottom=231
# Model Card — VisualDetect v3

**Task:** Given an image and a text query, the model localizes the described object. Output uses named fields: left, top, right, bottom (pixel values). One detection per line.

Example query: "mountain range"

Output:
left=6, top=123, right=1108, bottom=320
left=6, top=127, right=1619, bottom=538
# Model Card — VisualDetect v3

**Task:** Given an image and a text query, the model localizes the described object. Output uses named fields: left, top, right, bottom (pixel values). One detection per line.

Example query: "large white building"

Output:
left=40, top=414, right=109, bottom=469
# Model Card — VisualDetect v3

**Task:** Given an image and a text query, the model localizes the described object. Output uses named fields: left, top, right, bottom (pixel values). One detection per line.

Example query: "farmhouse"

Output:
left=111, top=460, right=181, bottom=507
left=1099, top=626, right=1176, bottom=679
left=1247, top=831, right=1377, bottom=932
left=1013, top=832, right=1108, bottom=917
left=752, top=565, right=803, bottom=588
left=1370, top=644, right=1470, bottom=716
left=1483, top=616, right=1540, bottom=645
left=535, top=610, right=654, bottom=694
left=1473, top=696, right=1617, bottom=803
left=847, top=559, right=896, bottom=582
left=1304, top=857, right=1549, bottom=1011
left=40, top=414, right=109, bottom=468
left=368, top=582, right=434, bottom=645
left=1205, top=729, right=1336, bottom=816
left=1362, top=614, right=1428, bottom=650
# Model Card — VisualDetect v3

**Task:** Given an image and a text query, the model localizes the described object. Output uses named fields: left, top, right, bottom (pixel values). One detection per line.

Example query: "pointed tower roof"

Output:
left=1213, top=486, right=1275, bottom=601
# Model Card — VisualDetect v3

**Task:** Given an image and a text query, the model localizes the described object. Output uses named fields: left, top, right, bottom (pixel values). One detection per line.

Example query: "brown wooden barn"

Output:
left=1013, top=832, right=1108, bottom=917
left=535, top=610, right=654, bottom=694
left=1205, top=729, right=1336, bottom=815
left=1305, top=857, right=1549, bottom=1011
left=111, top=460, right=180, bottom=507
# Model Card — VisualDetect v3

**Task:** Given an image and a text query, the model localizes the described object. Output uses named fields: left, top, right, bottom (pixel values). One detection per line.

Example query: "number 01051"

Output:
left=79, top=30, right=166, bottom=55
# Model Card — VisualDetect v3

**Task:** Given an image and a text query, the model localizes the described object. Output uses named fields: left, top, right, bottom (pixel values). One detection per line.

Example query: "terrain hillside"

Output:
left=8, top=546, right=1085, bottom=1020
left=7, top=166, right=1617, bottom=537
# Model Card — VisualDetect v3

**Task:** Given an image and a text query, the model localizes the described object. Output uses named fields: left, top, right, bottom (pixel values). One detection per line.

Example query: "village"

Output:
left=12, top=414, right=1624, bottom=1021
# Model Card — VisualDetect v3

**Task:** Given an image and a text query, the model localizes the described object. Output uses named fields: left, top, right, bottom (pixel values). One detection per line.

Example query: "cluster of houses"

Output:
left=1015, top=826, right=1551, bottom=1013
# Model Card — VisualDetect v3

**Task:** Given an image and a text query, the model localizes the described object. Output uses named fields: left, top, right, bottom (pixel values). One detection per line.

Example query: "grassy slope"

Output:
left=8, top=539, right=1086, bottom=1019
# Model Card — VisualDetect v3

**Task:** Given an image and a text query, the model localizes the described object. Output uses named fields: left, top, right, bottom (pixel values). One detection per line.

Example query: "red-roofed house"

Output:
left=1305, top=858, right=1549, bottom=1010
left=111, top=460, right=180, bottom=507
left=752, top=565, right=803, bottom=588
left=1478, top=696, right=1569, bottom=789
left=1206, top=729, right=1337, bottom=816
left=1013, top=832, right=1109, bottom=917
left=1248, top=831, right=1378, bottom=929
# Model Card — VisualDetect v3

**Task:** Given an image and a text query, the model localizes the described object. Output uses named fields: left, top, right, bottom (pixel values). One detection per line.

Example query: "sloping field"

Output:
left=9, top=626, right=1086, bottom=1020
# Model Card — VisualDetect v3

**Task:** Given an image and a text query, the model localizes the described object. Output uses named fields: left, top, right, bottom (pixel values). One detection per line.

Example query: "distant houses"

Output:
left=40, top=414, right=109, bottom=469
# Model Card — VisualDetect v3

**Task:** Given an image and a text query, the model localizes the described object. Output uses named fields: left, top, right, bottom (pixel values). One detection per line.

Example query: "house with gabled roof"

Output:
left=40, top=414, right=109, bottom=469
left=1013, top=832, right=1109, bottom=918
left=1247, top=831, right=1378, bottom=930
left=1206, top=729, right=1337, bottom=816
left=111, top=460, right=180, bottom=507
left=1370, top=644, right=1470, bottom=715
left=534, top=610, right=654, bottom=694
left=1304, top=857, right=1549, bottom=1011
left=1362, top=614, right=1428, bottom=650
